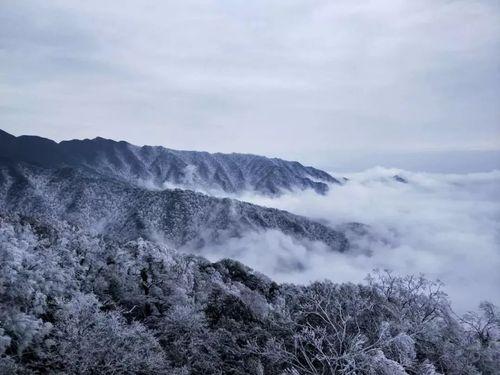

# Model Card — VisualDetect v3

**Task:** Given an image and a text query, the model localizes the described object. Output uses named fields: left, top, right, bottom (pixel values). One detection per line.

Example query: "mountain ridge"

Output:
left=0, top=129, right=340, bottom=196
left=0, top=158, right=348, bottom=253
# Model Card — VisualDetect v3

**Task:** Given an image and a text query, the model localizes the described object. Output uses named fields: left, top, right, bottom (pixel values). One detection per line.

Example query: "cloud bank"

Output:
left=198, top=168, right=500, bottom=311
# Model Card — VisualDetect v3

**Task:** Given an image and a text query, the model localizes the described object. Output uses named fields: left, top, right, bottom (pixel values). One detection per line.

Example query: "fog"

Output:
left=200, top=168, right=500, bottom=311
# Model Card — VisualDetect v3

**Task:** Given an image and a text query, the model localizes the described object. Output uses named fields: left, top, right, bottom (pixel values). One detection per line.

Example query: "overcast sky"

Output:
left=1, top=0, right=499, bottom=171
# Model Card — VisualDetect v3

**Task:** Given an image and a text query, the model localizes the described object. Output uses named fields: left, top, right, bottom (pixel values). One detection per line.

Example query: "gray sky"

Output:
left=1, top=0, right=499, bottom=171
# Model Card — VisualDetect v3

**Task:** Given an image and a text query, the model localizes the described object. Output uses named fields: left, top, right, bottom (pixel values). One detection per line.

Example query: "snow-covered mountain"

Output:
left=0, top=159, right=348, bottom=252
left=0, top=129, right=340, bottom=195
left=1, top=130, right=498, bottom=374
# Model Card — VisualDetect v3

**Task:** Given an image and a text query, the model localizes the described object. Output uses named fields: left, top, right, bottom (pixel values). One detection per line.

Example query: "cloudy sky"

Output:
left=1, top=0, right=499, bottom=171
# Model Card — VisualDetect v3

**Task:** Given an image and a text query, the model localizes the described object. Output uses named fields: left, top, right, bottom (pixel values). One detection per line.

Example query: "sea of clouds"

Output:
left=200, top=167, right=500, bottom=311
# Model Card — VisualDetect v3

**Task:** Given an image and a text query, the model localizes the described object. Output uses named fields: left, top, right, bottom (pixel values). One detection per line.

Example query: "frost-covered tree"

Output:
left=0, top=214, right=498, bottom=374
left=47, top=294, right=169, bottom=374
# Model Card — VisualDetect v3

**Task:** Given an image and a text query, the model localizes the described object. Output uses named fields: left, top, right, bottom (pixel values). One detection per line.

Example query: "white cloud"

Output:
left=196, top=168, right=500, bottom=311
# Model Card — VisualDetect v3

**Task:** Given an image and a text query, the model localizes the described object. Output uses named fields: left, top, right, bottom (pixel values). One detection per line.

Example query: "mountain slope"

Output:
left=0, top=159, right=348, bottom=252
left=2, top=213, right=496, bottom=375
left=0, top=129, right=340, bottom=195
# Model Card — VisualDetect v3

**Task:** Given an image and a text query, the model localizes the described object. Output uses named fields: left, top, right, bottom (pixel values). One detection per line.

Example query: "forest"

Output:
left=1, top=213, right=498, bottom=374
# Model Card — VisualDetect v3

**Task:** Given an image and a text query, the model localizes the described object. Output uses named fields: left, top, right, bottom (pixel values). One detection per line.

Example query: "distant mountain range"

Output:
left=0, top=129, right=348, bottom=252
left=0, top=129, right=340, bottom=196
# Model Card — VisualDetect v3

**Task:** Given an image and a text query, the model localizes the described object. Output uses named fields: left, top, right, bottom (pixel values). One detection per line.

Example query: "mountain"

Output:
left=0, top=159, right=348, bottom=252
left=1, top=130, right=498, bottom=374
left=0, top=129, right=340, bottom=195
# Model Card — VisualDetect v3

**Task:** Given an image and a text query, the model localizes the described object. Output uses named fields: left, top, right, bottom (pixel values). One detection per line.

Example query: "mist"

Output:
left=196, top=167, right=500, bottom=311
